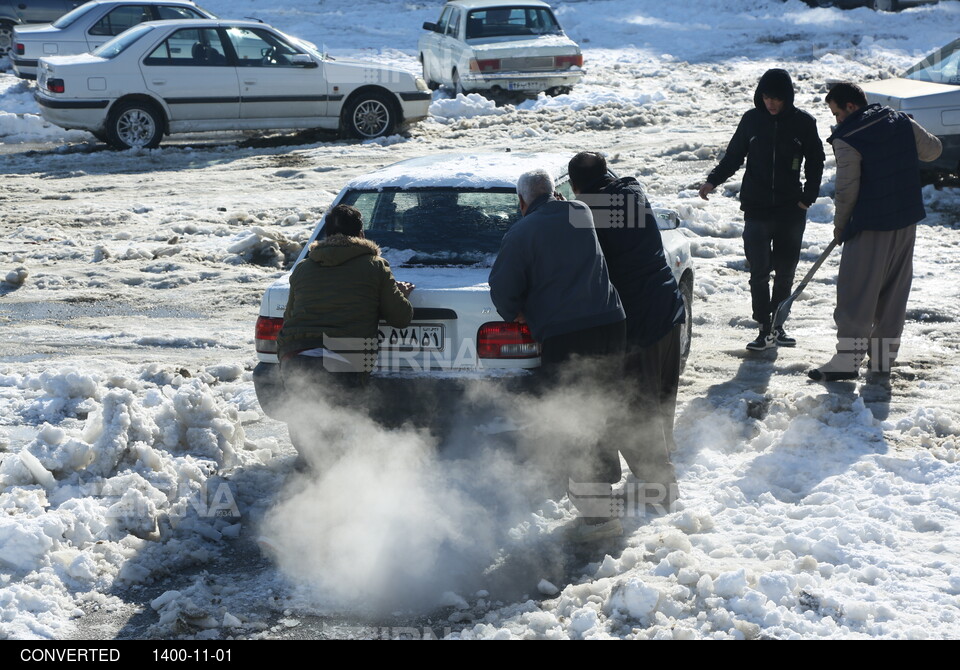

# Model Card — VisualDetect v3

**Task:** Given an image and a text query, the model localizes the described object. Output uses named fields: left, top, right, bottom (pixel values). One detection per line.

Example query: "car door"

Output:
left=439, top=7, right=463, bottom=85
left=140, top=26, right=240, bottom=123
left=423, top=5, right=450, bottom=85
left=223, top=26, right=327, bottom=121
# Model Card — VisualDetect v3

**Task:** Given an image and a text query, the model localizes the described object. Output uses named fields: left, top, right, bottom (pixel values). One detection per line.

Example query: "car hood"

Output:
left=468, top=34, right=579, bottom=54
left=862, top=78, right=960, bottom=109
left=13, top=24, right=59, bottom=37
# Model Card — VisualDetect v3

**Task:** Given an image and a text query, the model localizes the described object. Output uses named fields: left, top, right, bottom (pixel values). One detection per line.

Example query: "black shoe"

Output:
left=774, top=326, right=796, bottom=347
left=746, top=329, right=776, bottom=351
left=808, top=368, right=858, bottom=382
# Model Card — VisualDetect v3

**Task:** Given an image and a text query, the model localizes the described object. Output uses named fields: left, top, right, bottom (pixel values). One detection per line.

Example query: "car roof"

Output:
left=445, top=0, right=553, bottom=10
left=129, top=18, right=275, bottom=30
left=85, top=0, right=200, bottom=5
left=344, top=152, right=574, bottom=191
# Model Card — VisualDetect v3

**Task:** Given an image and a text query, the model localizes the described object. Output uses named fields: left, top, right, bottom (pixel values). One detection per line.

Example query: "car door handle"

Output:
left=151, top=80, right=166, bottom=86
left=243, top=80, right=257, bottom=85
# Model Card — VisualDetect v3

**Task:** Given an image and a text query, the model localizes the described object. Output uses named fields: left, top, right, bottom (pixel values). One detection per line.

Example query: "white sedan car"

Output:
left=418, top=0, right=584, bottom=100
left=252, top=152, right=695, bottom=421
left=34, top=18, right=432, bottom=148
left=862, top=37, right=960, bottom=174
left=11, top=0, right=214, bottom=80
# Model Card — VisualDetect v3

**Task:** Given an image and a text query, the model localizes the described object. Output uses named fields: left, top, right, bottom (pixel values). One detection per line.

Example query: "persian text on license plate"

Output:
left=378, top=324, right=444, bottom=351
left=508, top=80, right=547, bottom=91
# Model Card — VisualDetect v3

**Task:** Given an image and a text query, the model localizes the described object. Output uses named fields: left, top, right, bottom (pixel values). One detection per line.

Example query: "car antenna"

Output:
left=242, top=16, right=264, bottom=23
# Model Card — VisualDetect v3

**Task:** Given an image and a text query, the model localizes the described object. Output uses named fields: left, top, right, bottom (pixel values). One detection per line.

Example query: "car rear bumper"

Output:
left=34, top=92, right=109, bottom=131
left=11, top=57, right=38, bottom=79
left=460, top=69, right=584, bottom=92
left=928, top=133, right=960, bottom=173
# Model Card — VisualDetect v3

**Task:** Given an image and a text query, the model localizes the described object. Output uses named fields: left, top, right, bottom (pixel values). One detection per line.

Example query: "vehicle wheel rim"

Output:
left=352, top=100, right=389, bottom=138
left=680, top=288, right=692, bottom=357
left=0, top=25, right=12, bottom=56
left=116, top=109, right=155, bottom=148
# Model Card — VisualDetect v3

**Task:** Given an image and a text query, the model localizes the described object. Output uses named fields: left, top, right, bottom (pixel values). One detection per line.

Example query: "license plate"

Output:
left=508, top=80, right=547, bottom=91
left=378, top=324, right=444, bottom=351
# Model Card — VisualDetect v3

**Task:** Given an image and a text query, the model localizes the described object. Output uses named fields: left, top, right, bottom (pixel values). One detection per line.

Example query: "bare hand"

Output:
left=797, top=201, right=810, bottom=210
left=514, top=312, right=527, bottom=324
left=397, top=281, right=415, bottom=297
left=698, top=183, right=716, bottom=201
left=833, top=226, right=843, bottom=244
left=553, top=190, right=565, bottom=201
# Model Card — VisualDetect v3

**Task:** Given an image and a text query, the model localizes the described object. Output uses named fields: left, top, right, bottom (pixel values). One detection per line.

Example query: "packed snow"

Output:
left=1, top=0, right=959, bottom=641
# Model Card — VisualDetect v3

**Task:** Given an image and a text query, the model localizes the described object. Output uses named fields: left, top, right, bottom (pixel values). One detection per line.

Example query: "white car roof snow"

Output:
left=344, top=152, right=575, bottom=191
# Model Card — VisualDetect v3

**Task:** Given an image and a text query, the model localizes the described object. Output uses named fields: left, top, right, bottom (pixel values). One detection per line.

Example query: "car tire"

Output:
left=106, top=101, right=163, bottom=150
left=0, top=21, right=13, bottom=58
left=679, top=276, right=693, bottom=373
left=342, top=91, right=396, bottom=139
left=871, top=0, right=899, bottom=10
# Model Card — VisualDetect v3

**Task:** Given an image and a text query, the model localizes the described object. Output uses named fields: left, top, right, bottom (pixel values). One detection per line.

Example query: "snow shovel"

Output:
left=772, top=240, right=838, bottom=329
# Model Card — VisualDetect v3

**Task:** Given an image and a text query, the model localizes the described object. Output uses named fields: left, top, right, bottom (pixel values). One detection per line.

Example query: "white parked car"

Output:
left=861, top=38, right=960, bottom=174
left=252, top=152, right=695, bottom=421
left=34, top=18, right=432, bottom=148
left=11, top=0, right=214, bottom=80
left=418, top=0, right=584, bottom=100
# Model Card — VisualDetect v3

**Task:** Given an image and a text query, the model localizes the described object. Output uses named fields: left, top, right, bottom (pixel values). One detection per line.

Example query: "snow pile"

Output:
left=429, top=93, right=510, bottom=121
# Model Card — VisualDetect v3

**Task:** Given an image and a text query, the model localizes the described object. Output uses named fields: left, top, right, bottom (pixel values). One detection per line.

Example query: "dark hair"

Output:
left=568, top=151, right=607, bottom=192
left=325, top=204, right=364, bottom=237
left=825, top=82, right=867, bottom=109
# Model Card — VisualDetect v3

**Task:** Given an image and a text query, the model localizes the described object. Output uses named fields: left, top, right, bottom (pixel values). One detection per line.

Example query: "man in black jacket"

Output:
left=699, top=68, right=825, bottom=351
left=568, top=151, right=684, bottom=506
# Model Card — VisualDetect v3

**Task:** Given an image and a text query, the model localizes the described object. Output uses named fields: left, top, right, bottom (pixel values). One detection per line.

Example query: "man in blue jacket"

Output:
left=699, top=69, right=825, bottom=351
left=489, top=168, right=626, bottom=541
left=809, top=82, right=942, bottom=382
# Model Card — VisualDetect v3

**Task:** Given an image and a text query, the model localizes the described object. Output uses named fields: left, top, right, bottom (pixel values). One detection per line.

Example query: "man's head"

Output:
left=568, top=151, right=607, bottom=195
left=516, top=169, right=555, bottom=215
left=325, top=204, right=364, bottom=237
left=825, top=82, right=867, bottom=124
left=756, top=69, right=794, bottom=116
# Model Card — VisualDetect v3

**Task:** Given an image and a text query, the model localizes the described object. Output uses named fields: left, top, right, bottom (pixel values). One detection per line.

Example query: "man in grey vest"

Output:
left=809, top=82, right=942, bottom=382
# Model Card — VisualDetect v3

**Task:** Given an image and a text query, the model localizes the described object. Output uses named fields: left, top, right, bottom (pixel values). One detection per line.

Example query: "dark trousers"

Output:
left=538, top=320, right=627, bottom=501
left=743, top=207, right=806, bottom=327
left=619, top=324, right=681, bottom=487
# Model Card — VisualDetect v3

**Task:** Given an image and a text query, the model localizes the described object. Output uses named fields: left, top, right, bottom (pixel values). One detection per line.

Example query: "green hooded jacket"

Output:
left=277, top=234, right=413, bottom=362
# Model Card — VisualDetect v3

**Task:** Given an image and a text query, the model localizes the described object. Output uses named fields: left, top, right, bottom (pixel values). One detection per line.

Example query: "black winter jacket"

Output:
left=707, top=70, right=825, bottom=213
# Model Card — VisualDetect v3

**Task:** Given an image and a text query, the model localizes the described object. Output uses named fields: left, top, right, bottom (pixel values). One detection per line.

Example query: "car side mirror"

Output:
left=654, top=208, right=681, bottom=230
left=422, top=21, right=439, bottom=32
left=290, top=54, right=318, bottom=68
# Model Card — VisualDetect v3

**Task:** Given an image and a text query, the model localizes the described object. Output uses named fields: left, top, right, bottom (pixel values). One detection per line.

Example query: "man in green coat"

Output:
left=278, top=204, right=414, bottom=393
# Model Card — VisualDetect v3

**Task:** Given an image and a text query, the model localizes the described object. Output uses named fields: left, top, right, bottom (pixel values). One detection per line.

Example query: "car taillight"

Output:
left=255, top=316, right=283, bottom=354
left=470, top=58, right=501, bottom=73
left=15, top=43, right=24, bottom=56
left=555, top=54, right=583, bottom=69
left=46, top=78, right=65, bottom=94
left=477, top=321, right=540, bottom=359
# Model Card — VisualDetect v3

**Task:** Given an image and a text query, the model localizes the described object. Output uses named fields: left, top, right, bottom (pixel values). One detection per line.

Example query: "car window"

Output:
left=92, top=23, right=155, bottom=58
left=143, top=27, right=229, bottom=66
left=904, top=39, right=960, bottom=85
left=52, top=2, right=101, bottom=29
left=466, top=7, right=562, bottom=39
left=89, top=5, right=152, bottom=37
left=224, top=27, right=305, bottom=67
left=446, top=9, right=461, bottom=38
left=157, top=5, right=212, bottom=20
left=340, top=188, right=522, bottom=265
left=436, top=6, right=452, bottom=34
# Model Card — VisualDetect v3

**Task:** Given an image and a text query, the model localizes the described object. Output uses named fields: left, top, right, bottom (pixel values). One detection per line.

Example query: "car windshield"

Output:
left=92, top=23, right=155, bottom=59
left=904, top=38, right=960, bottom=85
left=338, top=188, right=522, bottom=266
left=465, top=7, right=562, bottom=39
left=52, top=2, right=101, bottom=29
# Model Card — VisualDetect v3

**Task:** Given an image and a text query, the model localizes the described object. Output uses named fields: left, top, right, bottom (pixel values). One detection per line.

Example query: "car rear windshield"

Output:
left=52, top=2, right=103, bottom=29
left=466, top=7, right=562, bottom=39
left=338, top=188, right=522, bottom=266
left=92, top=23, right=155, bottom=59
left=904, top=38, right=960, bottom=85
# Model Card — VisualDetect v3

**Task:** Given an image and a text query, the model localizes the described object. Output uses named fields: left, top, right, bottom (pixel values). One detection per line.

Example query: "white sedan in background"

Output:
left=418, top=0, right=584, bottom=101
left=34, top=18, right=432, bottom=148
left=11, top=0, right=214, bottom=80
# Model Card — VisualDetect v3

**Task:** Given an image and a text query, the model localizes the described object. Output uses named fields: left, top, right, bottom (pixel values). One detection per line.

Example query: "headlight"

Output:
left=415, top=77, right=428, bottom=92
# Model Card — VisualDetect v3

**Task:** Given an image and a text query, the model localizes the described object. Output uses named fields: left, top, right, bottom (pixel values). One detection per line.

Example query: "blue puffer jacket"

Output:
left=828, top=103, right=926, bottom=242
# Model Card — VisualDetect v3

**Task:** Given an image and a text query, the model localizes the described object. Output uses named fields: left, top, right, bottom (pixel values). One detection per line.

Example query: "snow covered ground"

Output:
left=1, top=0, right=959, bottom=640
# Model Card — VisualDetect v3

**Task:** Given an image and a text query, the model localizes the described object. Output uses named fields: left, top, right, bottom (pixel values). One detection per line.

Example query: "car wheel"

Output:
left=106, top=101, right=163, bottom=150
left=679, top=276, right=693, bottom=373
left=343, top=91, right=396, bottom=139
left=0, top=21, right=13, bottom=58
left=871, top=0, right=899, bottom=10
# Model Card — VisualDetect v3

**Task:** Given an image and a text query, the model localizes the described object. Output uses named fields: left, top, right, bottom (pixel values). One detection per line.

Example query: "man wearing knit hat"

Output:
left=699, top=69, right=825, bottom=351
